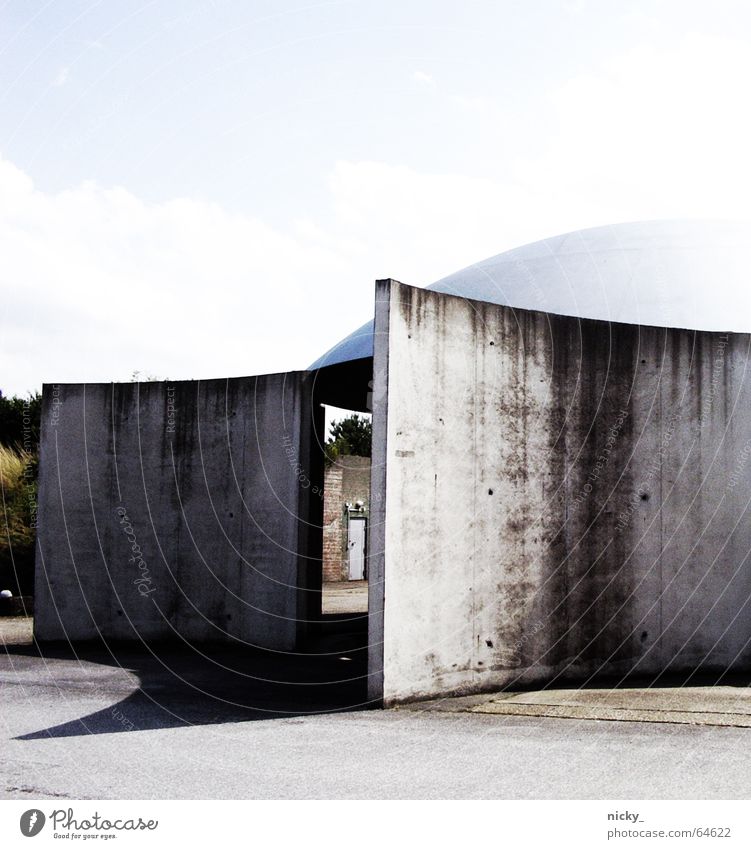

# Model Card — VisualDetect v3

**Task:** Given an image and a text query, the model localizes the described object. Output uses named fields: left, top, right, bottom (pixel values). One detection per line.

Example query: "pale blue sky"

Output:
left=2, top=1, right=750, bottom=395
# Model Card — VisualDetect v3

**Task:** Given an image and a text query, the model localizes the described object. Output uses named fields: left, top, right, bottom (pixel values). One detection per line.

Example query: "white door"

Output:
left=347, top=517, right=367, bottom=580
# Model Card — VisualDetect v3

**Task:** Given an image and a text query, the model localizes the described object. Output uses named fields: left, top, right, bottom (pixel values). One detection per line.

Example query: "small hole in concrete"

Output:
left=641, top=631, right=648, bottom=641
left=640, top=492, right=650, bottom=501
left=485, top=639, right=493, bottom=648
left=641, top=359, right=647, bottom=364
left=489, top=341, right=495, bottom=346
left=488, top=488, right=494, bottom=495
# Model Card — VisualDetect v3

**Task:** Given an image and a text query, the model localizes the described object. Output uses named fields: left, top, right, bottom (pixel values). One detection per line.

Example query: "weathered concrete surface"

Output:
left=34, top=374, right=323, bottom=649
left=400, top=686, right=751, bottom=728
left=374, top=280, right=751, bottom=704
left=367, top=281, right=391, bottom=702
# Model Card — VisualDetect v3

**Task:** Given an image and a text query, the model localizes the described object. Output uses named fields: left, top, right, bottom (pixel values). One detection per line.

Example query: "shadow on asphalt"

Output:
left=7, top=611, right=750, bottom=740
left=6, top=613, right=373, bottom=739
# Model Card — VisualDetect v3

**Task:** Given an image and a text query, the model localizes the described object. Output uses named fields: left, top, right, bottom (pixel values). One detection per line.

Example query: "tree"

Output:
left=325, top=413, right=372, bottom=464
left=0, top=390, right=41, bottom=597
left=0, top=390, right=41, bottom=452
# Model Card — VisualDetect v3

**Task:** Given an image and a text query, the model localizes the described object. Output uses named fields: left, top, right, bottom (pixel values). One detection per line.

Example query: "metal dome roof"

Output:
left=309, top=219, right=751, bottom=370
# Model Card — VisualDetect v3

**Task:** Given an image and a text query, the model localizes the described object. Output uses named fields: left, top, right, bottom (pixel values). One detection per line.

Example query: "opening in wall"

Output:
left=320, top=404, right=371, bottom=616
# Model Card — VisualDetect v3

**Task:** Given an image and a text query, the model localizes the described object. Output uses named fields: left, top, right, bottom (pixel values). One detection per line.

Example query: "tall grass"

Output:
left=0, top=443, right=30, bottom=484
left=0, top=443, right=37, bottom=595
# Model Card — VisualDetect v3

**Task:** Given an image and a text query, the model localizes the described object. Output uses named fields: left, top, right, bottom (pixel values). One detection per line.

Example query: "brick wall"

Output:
left=322, top=455, right=371, bottom=582
left=322, top=465, right=344, bottom=581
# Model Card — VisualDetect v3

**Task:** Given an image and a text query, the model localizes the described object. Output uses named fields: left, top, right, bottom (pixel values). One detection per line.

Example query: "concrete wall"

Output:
left=373, top=279, right=751, bottom=704
left=34, top=373, right=322, bottom=649
left=323, top=456, right=371, bottom=581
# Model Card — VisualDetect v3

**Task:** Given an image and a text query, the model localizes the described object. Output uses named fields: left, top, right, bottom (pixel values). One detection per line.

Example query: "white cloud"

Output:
left=51, top=67, right=70, bottom=88
left=0, top=156, right=540, bottom=396
left=0, top=157, right=354, bottom=394
left=326, top=160, right=558, bottom=282
left=514, top=34, right=751, bottom=224
left=412, top=70, right=435, bottom=86
left=3, top=33, right=751, bottom=396
left=563, top=0, right=588, bottom=14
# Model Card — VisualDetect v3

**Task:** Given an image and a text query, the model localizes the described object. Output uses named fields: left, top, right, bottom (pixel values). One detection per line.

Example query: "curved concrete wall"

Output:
left=370, top=280, right=751, bottom=704
left=34, top=374, right=322, bottom=649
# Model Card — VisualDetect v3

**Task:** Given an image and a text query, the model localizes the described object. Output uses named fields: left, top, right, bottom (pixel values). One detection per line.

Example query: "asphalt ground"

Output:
left=2, top=616, right=751, bottom=799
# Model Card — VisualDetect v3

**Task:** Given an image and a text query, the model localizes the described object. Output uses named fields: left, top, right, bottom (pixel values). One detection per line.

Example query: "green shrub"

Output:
left=0, top=444, right=37, bottom=596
